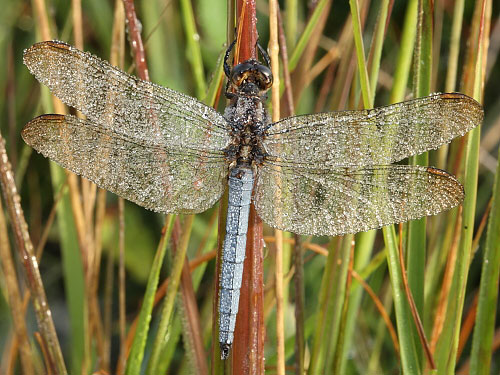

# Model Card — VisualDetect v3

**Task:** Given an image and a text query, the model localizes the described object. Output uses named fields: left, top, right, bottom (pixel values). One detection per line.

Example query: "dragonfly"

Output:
left=22, top=40, right=483, bottom=359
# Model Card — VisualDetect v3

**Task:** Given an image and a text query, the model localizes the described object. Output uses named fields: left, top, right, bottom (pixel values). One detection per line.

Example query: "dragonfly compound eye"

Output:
left=255, top=64, right=273, bottom=90
left=230, top=62, right=253, bottom=87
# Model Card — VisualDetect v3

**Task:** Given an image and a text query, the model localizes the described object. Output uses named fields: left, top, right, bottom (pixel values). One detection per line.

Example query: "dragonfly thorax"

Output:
left=223, top=92, right=269, bottom=167
left=222, top=55, right=273, bottom=166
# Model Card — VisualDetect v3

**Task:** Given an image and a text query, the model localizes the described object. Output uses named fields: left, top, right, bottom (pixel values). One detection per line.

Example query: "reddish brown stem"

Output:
left=122, top=0, right=150, bottom=81
left=229, top=1, right=265, bottom=373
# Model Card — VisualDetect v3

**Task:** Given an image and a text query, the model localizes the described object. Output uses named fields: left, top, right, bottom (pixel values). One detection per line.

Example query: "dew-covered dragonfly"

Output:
left=22, top=40, right=483, bottom=359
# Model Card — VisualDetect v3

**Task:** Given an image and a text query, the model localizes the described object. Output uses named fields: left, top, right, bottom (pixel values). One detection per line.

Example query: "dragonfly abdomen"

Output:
left=219, top=166, right=253, bottom=359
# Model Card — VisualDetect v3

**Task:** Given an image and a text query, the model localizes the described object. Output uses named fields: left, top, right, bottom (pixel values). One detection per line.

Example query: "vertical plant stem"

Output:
left=30, top=2, right=87, bottom=373
left=269, top=0, right=284, bottom=373
left=117, top=198, right=126, bottom=374
left=384, top=226, right=420, bottom=374
left=469, top=148, right=500, bottom=374
left=226, top=1, right=265, bottom=373
left=122, top=0, right=150, bottom=81
left=293, top=235, right=305, bottom=374
left=384, top=1, right=419, bottom=371
left=407, top=0, right=432, bottom=367
left=0, top=197, right=34, bottom=375
left=179, top=252, right=209, bottom=375
left=349, top=0, right=372, bottom=107
left=0, top=136, right=67, bottom=374
left=435, top=1, right=489, bottom=373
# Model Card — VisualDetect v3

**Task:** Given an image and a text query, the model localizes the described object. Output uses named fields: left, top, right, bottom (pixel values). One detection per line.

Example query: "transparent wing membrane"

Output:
left=23, top=115, right=228, bottom=214
left=254, top=164, right=464, bottom=236
left=23, top=41, right=482, bottom=233
left=23, top=41, right=230, bottom=153
left=264, top=93, right=483, bottom=168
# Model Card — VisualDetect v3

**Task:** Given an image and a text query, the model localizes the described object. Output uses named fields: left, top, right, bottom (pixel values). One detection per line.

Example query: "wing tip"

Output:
left=426, top=166, right=465, bottom=201
left=23, top=40, right=71, bottom=68
left=22, top=114, right=65, bottom=143
left=439, top=92, right=484, bottom=121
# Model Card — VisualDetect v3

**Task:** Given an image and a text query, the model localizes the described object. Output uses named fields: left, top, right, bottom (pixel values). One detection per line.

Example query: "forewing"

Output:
left=263, top=93, right=482, bottom=168
left=22, top=115, right=228, bottom=214
left=254, top=164, right=463, bottom=236
left=23, top=41, right=230, bottom=153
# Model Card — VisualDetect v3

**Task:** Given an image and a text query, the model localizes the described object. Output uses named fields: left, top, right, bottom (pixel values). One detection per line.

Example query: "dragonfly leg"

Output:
left=257, top=42, right=271, bottom=69
left=224, top=38, right=238, bottom=78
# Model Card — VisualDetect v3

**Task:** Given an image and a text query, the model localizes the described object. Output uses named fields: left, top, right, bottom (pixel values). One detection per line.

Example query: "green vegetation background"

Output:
left=0, top=0, right=498, bottom=374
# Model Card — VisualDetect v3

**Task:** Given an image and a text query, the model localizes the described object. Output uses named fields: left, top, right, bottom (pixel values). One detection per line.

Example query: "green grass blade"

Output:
left=179, top=0, right=207, bottom=98
left=146, top=214, right=195, bottom=374
left=307, top=239, right=339, bottom=374
left=285, top=0, right=298, bottom=50
left=469, top=148, right=500, bottom=374
left=383, top=225, right=421, bottom=374
left=125, top=214, right=174, bottom=375
left=406, top=0, right=433, bottom=367
left=368, top=0, right=390, bottom=99
left=389, top=0, right=418, bottom=103
left=434, top=1, right=487, bottom=372
left=288, top=0, right=330, bottom=71
left=382, top=2, right=420, bottom=370
left=324, top=235, right=353, bottom=371
left=349, top=0, right=372, bottom=107
left=335, top=230, right=376, bottom=374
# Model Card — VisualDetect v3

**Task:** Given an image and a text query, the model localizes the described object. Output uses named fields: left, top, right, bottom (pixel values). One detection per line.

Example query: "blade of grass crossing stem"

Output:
left=179, top=0, right=207, bottom=98
left=407, top=0, right=433, bottom=367
left=146, top=214, right=195, bottom=374
left=288, top=0, right=330, bottom=71
left=125, top=215, right=174, bottom=375
left=469, top=149, right=500, bottom=374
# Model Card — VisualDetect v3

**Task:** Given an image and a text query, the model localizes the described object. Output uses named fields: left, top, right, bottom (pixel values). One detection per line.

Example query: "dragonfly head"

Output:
left=229, top=59, right=273, bottom=96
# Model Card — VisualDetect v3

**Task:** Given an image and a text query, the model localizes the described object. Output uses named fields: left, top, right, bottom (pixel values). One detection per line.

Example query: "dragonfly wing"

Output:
left=263, top=93, right=482, bottom=168
left=23, top=115, right=228, bottom=214
left=23, top=41, right=230, bottom=153
left=254, top=164, right=463, bottom=236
